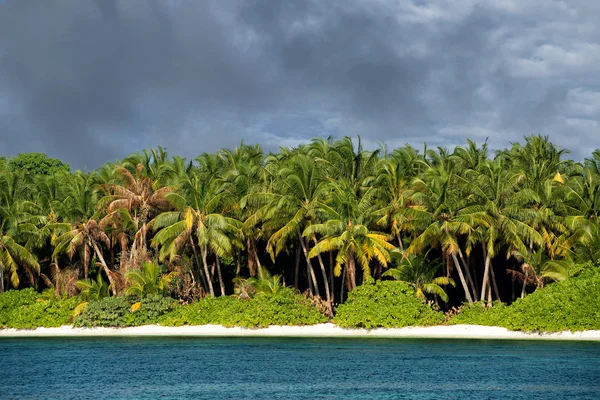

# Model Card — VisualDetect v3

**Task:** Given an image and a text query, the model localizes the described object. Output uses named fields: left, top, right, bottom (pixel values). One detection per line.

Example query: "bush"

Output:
left=333, top=280, right=444, bottom=328
left=0, top=289, right=40, bottom=325
left=448, top=266, right=600, bottom=332
left=0, top=289, right=79, bottom=329
left=159, top=288, right=327, bottom=328
left=75, top=295, right=176, bottom=327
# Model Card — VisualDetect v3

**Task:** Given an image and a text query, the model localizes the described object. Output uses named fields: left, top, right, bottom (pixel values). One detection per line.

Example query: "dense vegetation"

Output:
left=448, top=265, right=600, bottom=332
left=333, top=280, right=444, bottom=328
left=1, top=135, right=600, bottom=331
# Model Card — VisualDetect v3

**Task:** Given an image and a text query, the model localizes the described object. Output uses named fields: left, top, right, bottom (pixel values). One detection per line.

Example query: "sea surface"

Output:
left=1, top=337, right=599, bottom=399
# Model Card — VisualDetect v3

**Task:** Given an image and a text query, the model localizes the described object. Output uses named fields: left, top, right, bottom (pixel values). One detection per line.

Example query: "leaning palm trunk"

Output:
left=340, top=263, right=346, bottom=303
left=329, top=252, right=334, bottom=305
left=480, top=250, right=492, bottom=303
left=294, top=246, right=301, bottom=290
left=312, top=236, right=332, bottom=309
left=216, top=257, right=225, bottom=296
left=490, top=266, right=501, bottom=302
left=451, top=253, right=474, bottom=305
left=458, top=248, right=478, bottom=302
left=200, top=247, right=215, bottom=297
left=92, top=241, right=119, bottom=296
left=298, top=233, right=319, bottom=297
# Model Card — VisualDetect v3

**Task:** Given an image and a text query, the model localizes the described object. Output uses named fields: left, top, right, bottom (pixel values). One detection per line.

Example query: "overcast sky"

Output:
left=1, top=0, right=599, bottom=169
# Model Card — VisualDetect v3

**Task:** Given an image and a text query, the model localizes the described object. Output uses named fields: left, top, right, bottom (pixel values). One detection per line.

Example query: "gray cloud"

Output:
left=0, top=0, right=599, bottom=169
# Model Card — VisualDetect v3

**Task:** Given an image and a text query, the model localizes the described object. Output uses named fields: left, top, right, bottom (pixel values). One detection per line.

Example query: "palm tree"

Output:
left=508, top=248, right=572, bottom=297
left=99, top=163, right=172, bottom=271
left=306, top=185, right=395, bottom=295
left=0, top=171, right=41, bottom=290
left=406, top=159, right=480, bottom=305
left=52, top=219, right=121, bottom=294
left=152, top=168, right=242, bottom=297
left=383, top=250, right=455, bottom=303
left=265, top=153, right=332, bottom=306
left=462, top=159, right=543, bottom=303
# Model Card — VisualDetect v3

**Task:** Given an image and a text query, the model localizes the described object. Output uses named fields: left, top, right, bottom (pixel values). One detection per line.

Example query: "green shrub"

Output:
left=448, top=266, right=600, bottom=332
left=75, top=295, right=176, bottom=327
left=333, top=280, right=445, bottom=328
left=159, top=288, right=327, bottom=328
left=446, top=302, right=507, bottom=327
left=0, top=289, right=79, bottom=329
left=0, top=289, right=40, bottom=325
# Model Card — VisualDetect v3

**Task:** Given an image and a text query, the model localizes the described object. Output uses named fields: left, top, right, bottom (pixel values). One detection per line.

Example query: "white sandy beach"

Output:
left=1, top=323, right=600, bottom=341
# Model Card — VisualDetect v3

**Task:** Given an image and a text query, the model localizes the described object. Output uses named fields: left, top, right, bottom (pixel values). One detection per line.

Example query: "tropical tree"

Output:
left=306, top=185, right=395, bottom=295
left=383, top=251, right=455, bottom=303
left=124, top=261, right=178, bottom=298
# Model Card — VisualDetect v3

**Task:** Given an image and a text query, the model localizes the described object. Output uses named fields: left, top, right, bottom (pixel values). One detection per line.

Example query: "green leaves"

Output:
left=159, top=288, right=327, bottom=328
left=449, top=265, right=600, bottom=332
left=333, top=280, right=444, bottom=328
left=124, top=262, right=178, bottom=298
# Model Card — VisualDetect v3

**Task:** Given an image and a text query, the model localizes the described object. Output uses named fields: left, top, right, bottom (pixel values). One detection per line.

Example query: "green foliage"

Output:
left=333, top=280, right=444, bottom=328
left=124, top=262, right=178, bottom=298
left=0, top=288, right=40, bottom=325
left=75, top=295, right=176, bottom=327
left=449, top=266, right=600, bottom=332
left=0, top=289, right=79, bottom=328
left=8, top=152, right=70, bottom=176
left=76, top=273, right=110, bottom=301
left=159, top=288, right=327, bottom=328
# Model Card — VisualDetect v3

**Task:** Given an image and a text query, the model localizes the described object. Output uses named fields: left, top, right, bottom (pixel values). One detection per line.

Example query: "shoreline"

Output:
left=1, top=323, right=600, bottom=341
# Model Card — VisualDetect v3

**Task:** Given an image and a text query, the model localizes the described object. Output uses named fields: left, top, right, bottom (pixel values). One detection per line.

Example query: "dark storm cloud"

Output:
left=0, top=0, right=599, bottom=168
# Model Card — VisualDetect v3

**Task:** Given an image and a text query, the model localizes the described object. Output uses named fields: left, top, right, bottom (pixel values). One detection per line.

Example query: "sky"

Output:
left=1, top=0, right=599, bottom=169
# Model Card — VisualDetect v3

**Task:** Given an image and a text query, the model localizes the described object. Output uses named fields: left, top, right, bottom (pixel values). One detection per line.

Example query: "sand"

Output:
left=1, top=323, right=600, bottom=341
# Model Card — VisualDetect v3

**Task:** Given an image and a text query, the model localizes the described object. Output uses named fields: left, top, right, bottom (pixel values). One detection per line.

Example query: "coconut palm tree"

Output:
left=152, top=168, right=242, bottom=297
left=383, top=250, right=455, bottom=303
left=306, top=185, right=395, bottom=295
left=99, top=163, right=172, bottom=271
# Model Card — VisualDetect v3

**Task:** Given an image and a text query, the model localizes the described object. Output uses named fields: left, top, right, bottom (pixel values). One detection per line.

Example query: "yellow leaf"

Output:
left=185, top=208, right=194, bottom=230
left=131, top=302, right=142, bottom=312
left=553, top=171, right=564, bottom=184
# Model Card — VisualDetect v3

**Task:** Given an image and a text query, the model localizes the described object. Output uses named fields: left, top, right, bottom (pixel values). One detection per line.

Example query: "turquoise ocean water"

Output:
left=1, top=337, right=599, bottom=399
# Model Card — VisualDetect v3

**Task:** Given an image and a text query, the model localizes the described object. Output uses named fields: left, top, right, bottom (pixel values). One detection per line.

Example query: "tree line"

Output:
left=1, top=135, right=599, bottom=310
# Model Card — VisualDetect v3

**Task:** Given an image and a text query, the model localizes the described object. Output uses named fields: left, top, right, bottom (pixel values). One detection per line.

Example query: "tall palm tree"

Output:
left=99, top=163, right=172, bottom=271
left=306, top=185, right=395, bottom=294
left=52, top=219, right=121, bottom=294
left=152, top=169, right=242, bottom=297
left=265, top=153, right=332, bottom=306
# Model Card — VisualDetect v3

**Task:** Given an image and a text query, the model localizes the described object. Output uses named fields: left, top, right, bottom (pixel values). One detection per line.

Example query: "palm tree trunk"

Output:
left=347, top=253, right=357, bottom=291
left=520, top=280, right=526, bottom=298
left=0, top=268, right=4, bottom=293
left=188, top=238, right=207, bottom=290
left=312, top=236, right=332, bottom=308
left=200, top=246, right=215, bottom=297
left=395, top=232, right=404, bottom=251
left=298, top=233, right=319, bottom=297
left=294, top=246, right=301, bottom=290
left=490, top=265, right=501, bottom=303
left=451, top=253, right=473, bottom=305
left=480, top=246, right=492, bottom=302
left=92, top=241, right=119, bottom=296
left=458, top=248, right=478, bottom=302
left=216, top=256, right=225, bottom=296
left=340, top=262, right=346, bottom=303
left=329, top=251, right=334, bottom=304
